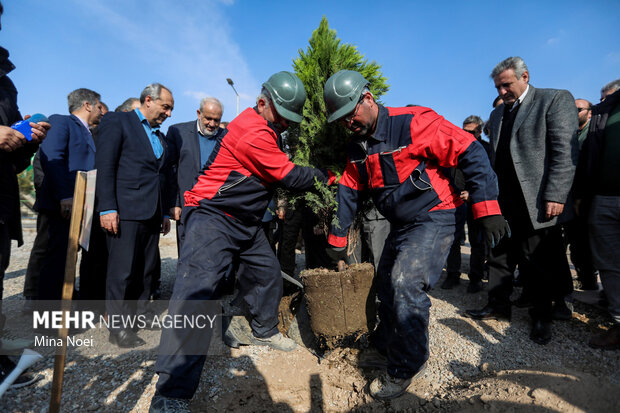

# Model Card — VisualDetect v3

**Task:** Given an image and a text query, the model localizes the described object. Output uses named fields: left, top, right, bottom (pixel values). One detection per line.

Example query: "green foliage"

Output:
left=18, top=168, right=34, bottom=198
left=287, top=17, right=389, bottom=221
left=18, top=166, right=35, bottom=211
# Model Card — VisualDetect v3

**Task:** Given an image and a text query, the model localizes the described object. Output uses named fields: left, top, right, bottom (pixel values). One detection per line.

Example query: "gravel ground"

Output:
left=1, top=221, right=619, bottom=412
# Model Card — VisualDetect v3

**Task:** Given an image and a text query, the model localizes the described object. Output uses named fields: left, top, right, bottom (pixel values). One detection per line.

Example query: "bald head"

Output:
left=575, top=99, right=592, bottom=129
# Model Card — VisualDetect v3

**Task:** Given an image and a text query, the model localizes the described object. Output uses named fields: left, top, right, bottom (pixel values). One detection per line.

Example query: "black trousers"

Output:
left=79, top=217, right=108, bottom=301
left=105, top=216, right=160, bottom=331
left=24, top=212, right=49, bottom=298
left=37, top=210, right=70, bottom=300
left=487, top=225, right=571, bottom=321
left=466, top=204, right=488, bottom=282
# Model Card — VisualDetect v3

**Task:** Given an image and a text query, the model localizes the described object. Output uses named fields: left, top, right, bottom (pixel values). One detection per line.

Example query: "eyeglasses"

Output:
left=343, top=95, right=365, bottom=124
left=577, top=107, right=591, bottom=113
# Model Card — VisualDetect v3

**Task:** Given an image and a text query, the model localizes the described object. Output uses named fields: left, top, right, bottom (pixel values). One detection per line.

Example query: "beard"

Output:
left=200, top=125, right=216, bottom=136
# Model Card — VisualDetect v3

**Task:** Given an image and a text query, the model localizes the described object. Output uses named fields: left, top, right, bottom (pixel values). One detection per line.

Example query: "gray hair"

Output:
left=67, top=88, right=100, bottom=114
left=139, top=83, right=171, bottom=104
left=490, top=56, right=529, bottom=79
left=463, top=115, right=484, bottom=129
left=601, top=78, right=620, bottom=96
left=257, top=88, right=272, bottom=107
left=199, top=96, right=224, bottom=114
left=115, top=97, right=139, bottom=112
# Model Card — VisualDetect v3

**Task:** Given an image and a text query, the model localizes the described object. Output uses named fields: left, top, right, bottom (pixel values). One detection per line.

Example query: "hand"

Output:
left=161, top=217, right=171, bottom=236
left=60, top=198, right=73, bottom=220
left=478, top=215, right=511, bottom=249
left=545, top=201, right=564, bottom=220
left=276, top=207, right=285, bottom=221
left=460, top=190, right=470, bottom=202
left=170, top=206, right=182, bottom=221
left=24, top=115, right=51, bottom=143
left=100, top=212, right=120, bottom=235
left=0, top=125, right=26, bottom=151
left=326, top=246, right=348, bottom=271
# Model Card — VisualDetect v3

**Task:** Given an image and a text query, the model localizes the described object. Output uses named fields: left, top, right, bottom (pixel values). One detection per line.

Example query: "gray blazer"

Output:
left=488, top=85, right=578, bottom=230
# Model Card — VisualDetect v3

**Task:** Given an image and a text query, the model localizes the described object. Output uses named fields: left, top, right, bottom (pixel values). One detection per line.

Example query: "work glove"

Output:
left=478, top=215, right=511, bottom=249
left=326, top=246, right=348, bottom=271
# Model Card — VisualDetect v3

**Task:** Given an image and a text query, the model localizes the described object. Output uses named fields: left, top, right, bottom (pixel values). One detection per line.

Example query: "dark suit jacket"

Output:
left=165, top=120, right=224, bottom=208
left=95, top=110, right=172, bottom=220
left=488, top=85, right=578, bottom=229
left=37, top=114, right=96, bottom=211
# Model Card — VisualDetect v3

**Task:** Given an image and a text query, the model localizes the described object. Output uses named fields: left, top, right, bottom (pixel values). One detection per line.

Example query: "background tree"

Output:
left=285, top=17, right=389, bottom=225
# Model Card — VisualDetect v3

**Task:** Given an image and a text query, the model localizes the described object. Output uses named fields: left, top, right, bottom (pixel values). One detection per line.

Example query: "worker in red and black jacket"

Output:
left=323, top=70, right=509, bottom=401
left=151, top=72, right=335, bottom=410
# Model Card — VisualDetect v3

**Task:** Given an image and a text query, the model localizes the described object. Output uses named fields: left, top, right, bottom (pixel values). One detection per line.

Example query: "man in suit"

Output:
left=466, top=57, right=578, bottom=345
left=166, top=96, right=224, bottom=250
left=96, top=83, right=174, bottom=348
left=36, top=88, right=103, bottom=300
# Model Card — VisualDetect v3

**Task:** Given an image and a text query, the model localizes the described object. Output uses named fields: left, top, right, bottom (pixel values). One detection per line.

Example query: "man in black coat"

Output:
left=95, top=83, right=174, bottom=348
left=165, top=96, right=224, bottom=250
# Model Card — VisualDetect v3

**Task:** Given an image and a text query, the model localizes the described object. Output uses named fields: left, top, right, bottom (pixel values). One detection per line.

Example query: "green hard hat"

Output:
left=262, top=71, right=306, bottom=123
left=324, top=70, right=370, bottom=123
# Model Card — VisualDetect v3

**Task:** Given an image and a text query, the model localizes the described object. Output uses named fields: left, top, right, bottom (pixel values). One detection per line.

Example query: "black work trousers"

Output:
left=155, top=206, right=282, bottom=399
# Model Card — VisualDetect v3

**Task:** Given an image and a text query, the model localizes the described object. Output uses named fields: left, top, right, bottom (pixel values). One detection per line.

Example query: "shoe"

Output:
left=465, top=305, right=511, bottom=321
left=0, top=355, right=40, bottom=388
left=149, top=393, right=191, bottom=412
left=589, top=325, right=620, bottom=350
left=440, top=274, right=460, bottom=290
left=21, top=297, right=36, bottom=315
left=530, top=320, right=552, bottom=345
left=358, top=348, right=388, bottom=369
left=552, top=300, right=573, bottom=321
left=467, top=280, right=483, bottom=294
left=513, top=293, right=533, bottom=308
left=109, top=330, right=146, bottom=348
left=140, top=311, right=160, bottom=330
left=369, top=363, right=427, bottom=400
left=250, top=332, right=296, bottom=352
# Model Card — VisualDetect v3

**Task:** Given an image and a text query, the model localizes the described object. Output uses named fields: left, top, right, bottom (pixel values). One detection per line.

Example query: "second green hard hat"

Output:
left=262, top=71, right=306, bottom=123
left=324, top=70, right=369, bottom=123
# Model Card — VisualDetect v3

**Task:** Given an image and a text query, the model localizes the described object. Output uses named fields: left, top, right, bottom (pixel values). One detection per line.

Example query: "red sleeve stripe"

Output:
left=339, top=161, right=365, bottom=191
left=328, top=233, right=347, bottom=248
left=472, top=200, right=502, bottom=219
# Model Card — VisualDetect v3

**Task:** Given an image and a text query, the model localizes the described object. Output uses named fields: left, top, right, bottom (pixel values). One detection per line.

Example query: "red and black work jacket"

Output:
left=185, top=107, right=333, bottom=224
left=328, top=105, right=500, bottom=247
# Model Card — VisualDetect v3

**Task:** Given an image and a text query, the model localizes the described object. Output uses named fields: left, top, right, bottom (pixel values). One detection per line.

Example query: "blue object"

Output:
left=11, top=113, right=49, bottom=141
